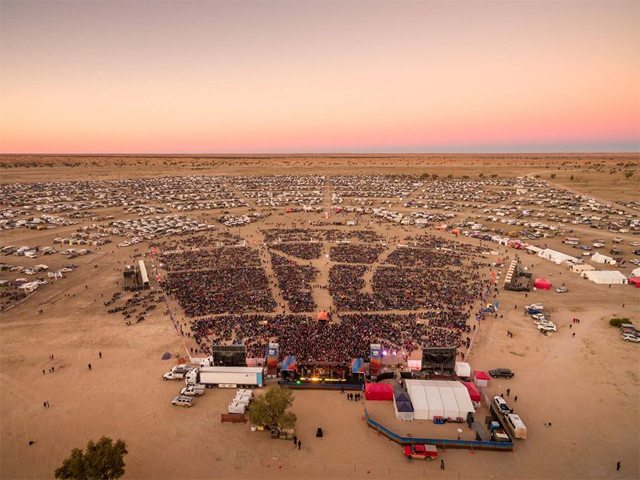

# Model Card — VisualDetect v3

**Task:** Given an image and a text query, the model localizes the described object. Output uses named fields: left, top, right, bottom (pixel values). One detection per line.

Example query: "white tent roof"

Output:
left=405, top=380, right=475, bottom=420
left=584, top=270, right=628, bottom=284
left=631, top=267, right=640, bottom=278
left=591, top=252, right=614, bottom=264
left=538, top=248, right=579, bottom=264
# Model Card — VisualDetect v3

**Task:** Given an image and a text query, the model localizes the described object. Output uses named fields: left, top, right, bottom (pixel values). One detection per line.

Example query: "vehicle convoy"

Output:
left=185, top=366, right=265, bottom=388
left=403, top=444, right=438, bottom=460
left=163, top=365, right=195, bottom=381
left=180, top=384, right=205, bottom=396
left=489, top=368, right=514, bottom=379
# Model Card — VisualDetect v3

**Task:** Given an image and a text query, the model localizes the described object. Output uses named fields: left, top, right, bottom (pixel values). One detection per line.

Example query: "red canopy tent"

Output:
left=364, top=383, right=393, bottom=401
left=461, top=381, right=481, bottom=402
left=628, top=277, right=640, bottom=288
left=473, top=370, right=490, bottom=388
left=317, top=311, right=329, bottom=321
left=534, top=278, right=552, bottom=290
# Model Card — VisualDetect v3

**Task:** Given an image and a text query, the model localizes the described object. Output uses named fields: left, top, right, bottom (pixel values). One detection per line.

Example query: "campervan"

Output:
left=504, top=413, right=527, bottom=439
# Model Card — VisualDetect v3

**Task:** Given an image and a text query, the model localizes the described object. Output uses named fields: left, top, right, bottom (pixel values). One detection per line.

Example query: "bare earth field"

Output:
left=0, top=155, right=639, bottom=480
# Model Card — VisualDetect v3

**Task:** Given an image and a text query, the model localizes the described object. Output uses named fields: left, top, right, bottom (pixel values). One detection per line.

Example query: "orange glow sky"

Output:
left=0, top=0, right=638, bottom=154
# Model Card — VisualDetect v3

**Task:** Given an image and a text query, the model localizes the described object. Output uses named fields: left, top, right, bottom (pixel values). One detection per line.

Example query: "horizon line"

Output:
left=1, top=151, right=639, bottom=157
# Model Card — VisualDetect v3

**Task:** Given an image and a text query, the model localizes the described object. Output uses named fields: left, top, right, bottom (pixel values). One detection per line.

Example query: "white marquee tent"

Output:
left=405, top=380, right=475, bottom=420
left=538, top=248, right=579, bottom=265
left=590, top=252, right=616, bottom=265
left=583, top=270, right=628, bottom=285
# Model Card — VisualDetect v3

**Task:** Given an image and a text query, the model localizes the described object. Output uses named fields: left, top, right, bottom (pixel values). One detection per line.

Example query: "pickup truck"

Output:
left=403, top=444, right=438, bottom=460
left=163, top=365, right=195, bottom=381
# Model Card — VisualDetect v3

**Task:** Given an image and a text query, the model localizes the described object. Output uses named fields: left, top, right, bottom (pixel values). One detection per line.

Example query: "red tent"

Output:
left=628, top=277, right=640, bottom=288
left=364, top=383, right=393, bottom=401
left=534, top=278, right=552, bottom=290
left=461, top=381, right=481, bottom=402
left=317, top=311, right=329, bottom=321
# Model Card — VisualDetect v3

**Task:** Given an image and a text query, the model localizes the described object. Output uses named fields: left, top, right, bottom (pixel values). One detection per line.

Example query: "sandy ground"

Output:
left=0, top=158, right=639, bottom=479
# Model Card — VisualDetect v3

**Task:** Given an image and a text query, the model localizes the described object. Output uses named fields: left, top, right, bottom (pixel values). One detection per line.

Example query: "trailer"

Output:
left=186, top=366, right=264, bottom=388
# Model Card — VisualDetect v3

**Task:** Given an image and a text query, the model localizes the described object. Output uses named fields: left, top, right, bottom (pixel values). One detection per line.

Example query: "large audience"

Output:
left=189, top=312, right=466, bottom=363
left=330, top=244, right=385, bottom=264
left=271, top=253, right=318, bottom=313
left=269, top=242, right=322, bottom=260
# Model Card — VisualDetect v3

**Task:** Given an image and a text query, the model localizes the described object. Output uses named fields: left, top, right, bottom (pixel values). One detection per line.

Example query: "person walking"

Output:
left=440, top=459, right=445, bottom=470
left=293, top=435, right=297, bottom=446
left=506, top=388, right=511, bottom=397
left=88, top=363, right=92, bottom=371
left=616, top=461, right=621, bottom=471
left=99, top=351, right=102, bottom=359
left=514, top=395, right=518, bottom=402
left=298, top=440, right=301, bottom=450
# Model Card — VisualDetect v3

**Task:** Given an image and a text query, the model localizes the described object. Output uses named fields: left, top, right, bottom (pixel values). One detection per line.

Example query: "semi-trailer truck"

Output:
left=185, top=366, right=264, bottom=388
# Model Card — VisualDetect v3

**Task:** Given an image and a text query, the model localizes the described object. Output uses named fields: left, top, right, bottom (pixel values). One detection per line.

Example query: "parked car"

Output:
left=493, top=396, right=510, bottom=414
left=171, top=395, right=194, bottom=408
left=489, top=368, right=514, bottom=379
left=538, top=324, right=557, bottom=333
left=621, top=334, right=640, bottom=343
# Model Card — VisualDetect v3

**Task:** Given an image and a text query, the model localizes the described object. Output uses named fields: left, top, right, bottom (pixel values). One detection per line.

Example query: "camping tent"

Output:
left=473, top=371, right=490, bottom=388
left=534, top=278, right=552, bottom=290
left=461, top=381, right=482, bottom=403
left=631, top=267, right=640, bottom=278
left=628, top=277, right=640, bottom=288
left=317, top=311, right=329, bottom=321
left=583, top=270, right=628, bottom=285
left=364, top=382, right=393, bottom=401
left=393, top=390, right=414, bottom=421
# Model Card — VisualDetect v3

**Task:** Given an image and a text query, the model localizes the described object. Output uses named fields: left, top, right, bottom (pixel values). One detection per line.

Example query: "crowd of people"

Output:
left=329, top=244, right=385, bottom=264
left=271, top=254, right=318, bottom=313
left=161, top=267, right=276, bottom=316
left=188, top=311, right=466, bottom=363
left=269, top=242, right=322, bottom=260
left=159, top=246, right=261, bottom=271
left=262, top=228, right=384, bottom=244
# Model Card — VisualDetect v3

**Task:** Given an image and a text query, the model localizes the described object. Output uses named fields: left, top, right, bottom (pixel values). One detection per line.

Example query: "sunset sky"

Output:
left=0, top=0, right=638, bottom=154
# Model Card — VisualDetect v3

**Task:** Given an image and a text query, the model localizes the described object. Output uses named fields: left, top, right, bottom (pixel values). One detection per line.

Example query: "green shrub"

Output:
left=610, top=318, right=632, bottom=328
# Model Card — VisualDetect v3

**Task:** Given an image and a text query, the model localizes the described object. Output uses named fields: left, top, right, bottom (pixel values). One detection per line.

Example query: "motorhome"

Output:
left=504, top=413, right=527, bottom=439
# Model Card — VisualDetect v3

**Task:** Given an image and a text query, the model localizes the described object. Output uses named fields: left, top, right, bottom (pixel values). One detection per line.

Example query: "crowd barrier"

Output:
left=364, top=408, right=513, bottom=452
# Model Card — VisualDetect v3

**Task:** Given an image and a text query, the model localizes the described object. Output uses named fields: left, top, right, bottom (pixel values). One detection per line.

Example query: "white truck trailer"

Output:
left=185, top=366, right=265, bottom=388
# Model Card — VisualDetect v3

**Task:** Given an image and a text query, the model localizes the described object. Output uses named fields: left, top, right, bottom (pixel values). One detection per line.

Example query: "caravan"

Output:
left=504, top=413, right=527, bottom=439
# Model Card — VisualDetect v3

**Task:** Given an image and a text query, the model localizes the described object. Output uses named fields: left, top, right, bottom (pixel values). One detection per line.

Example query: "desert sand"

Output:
left=0, top=155, right=638, bottom=480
